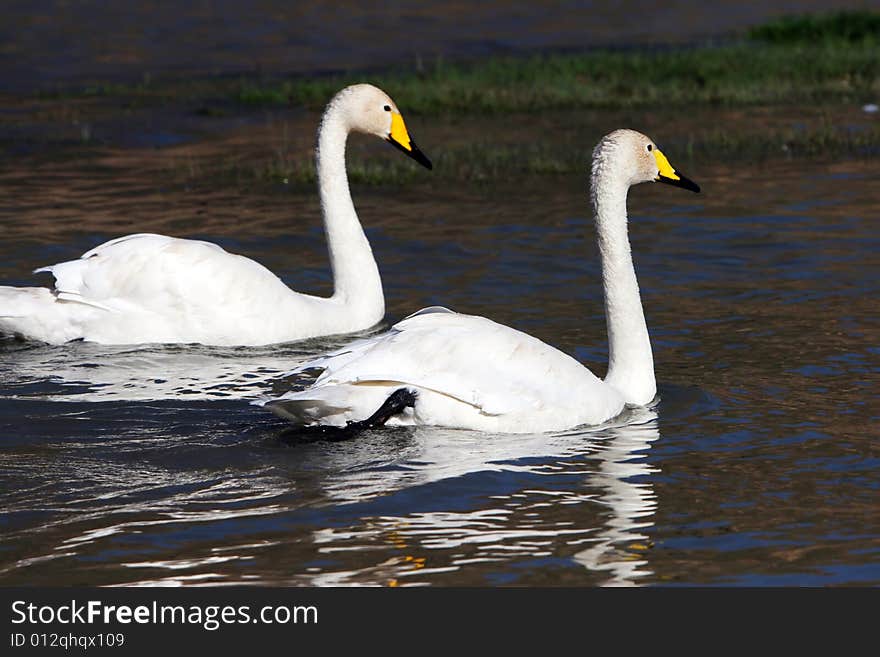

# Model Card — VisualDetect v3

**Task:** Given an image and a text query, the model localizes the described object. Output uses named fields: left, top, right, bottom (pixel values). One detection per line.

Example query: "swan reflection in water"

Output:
left=307, top=406, right=660, bottom=587
left=569, top=410, right=659, bottom=586
left=0, top=337, right=359, bottom=402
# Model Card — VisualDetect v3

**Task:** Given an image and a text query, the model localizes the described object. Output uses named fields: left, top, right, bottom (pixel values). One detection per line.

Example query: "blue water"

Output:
left=0, top=153, right=877, bottom=586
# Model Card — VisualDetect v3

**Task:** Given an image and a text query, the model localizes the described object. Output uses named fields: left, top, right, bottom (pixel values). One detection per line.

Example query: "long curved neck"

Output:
left=315, top=101, right=384, bottom=319
left=593, top=175, right=656, bottom=405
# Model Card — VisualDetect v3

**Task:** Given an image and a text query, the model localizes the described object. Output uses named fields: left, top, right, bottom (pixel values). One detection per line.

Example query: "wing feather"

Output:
left=290, top=308, right=606, bottom=417
left=35, top=233, right=293, bottom=314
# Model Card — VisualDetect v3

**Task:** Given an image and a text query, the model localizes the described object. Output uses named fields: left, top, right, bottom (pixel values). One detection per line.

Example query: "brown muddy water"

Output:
left=0, top=103, right=879, bottom=586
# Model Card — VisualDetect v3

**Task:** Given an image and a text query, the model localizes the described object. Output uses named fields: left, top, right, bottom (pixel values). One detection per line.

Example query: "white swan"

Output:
left=260, top=129, right=699, bottom=433
left=0, top=84, right=432, bottom=346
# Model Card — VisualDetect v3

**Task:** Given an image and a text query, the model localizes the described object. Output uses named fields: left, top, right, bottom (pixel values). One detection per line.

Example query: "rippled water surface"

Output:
left=0, top=144, right=877, bottom=586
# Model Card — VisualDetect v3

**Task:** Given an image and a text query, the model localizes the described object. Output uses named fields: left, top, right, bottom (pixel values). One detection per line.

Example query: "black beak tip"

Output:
left=659, top=172, right=701, bottom=194
left=387, top=137, right=433, bottom=170
left=683, top=178, right=701, bottom=193
left=409, top=141, right=433, bottom=170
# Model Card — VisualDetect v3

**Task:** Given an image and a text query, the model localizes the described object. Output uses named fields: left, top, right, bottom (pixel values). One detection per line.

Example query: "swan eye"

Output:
left=383, top=105, right=391, bottom=112
left=647, top=144, right=653, bottom=152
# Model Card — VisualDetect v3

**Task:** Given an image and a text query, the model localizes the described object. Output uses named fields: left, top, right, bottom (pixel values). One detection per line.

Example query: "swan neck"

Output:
left=593, top=175, right=656, bottom=405
left=315, top=101, right=384, bottom=319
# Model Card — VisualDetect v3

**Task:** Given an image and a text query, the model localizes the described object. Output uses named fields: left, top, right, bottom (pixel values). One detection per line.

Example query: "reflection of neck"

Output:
left=593, top=172, right=655, bottom=404
left=574, top=410, right=660, bottom=586
left=315, top=98, right=384, bottom=321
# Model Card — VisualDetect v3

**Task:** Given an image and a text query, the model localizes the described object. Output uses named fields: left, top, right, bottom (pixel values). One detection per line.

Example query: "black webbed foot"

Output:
left=345, top=388, right=418, bottom=432
left=279, top=388, right=418, bottom=443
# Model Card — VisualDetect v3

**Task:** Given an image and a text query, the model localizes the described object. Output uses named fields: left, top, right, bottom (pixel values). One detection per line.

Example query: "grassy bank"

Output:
left=34, top=11, right=880, bottom=116
left=236, top=12, right=880, bottom=115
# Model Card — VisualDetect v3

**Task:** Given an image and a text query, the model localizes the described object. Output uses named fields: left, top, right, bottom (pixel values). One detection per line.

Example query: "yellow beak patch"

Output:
left=653, top=149, right=680, bottom=181
left=651, top=147, right=700, bottom=192
left=389, top=112, right=413, bottom=152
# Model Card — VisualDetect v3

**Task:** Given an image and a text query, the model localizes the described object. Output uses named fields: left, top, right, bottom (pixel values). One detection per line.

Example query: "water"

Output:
left=0, top=136, right=877, bottom=586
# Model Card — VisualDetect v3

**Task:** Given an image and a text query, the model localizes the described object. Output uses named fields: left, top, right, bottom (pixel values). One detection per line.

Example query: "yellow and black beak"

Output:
left=653, top=148, right=700, bottom=193
left=386, top=112, right=432, bottom=170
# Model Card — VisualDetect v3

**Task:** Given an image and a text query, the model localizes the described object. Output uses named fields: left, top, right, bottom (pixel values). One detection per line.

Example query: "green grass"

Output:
left=234, top=37, right=879, bottom=115
left=749, top=10, right=880, bottom=43
left=682, top=123, right=880, bottom=159
left=232, top=12, right=880, bottom=115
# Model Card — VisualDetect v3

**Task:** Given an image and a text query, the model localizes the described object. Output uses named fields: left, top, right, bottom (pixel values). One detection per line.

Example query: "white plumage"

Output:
left=0, top=84, right=431, bottom=346
left=260, top=130, right=700, bottom=433
left=2, top=234, right=316, bottom=344
left=265, top=307, right=622, bottom=433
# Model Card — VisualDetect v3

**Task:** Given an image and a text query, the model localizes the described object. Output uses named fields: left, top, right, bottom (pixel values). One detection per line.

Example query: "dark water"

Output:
left=0, top=149, right=877, bottom=586
left=1, top=0, right=867, bottom=92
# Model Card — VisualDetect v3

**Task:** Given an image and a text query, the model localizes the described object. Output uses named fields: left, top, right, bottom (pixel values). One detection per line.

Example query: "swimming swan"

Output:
left=0, top=84, right=432, bottom=346
left=260, top=130, right=699, bottom=434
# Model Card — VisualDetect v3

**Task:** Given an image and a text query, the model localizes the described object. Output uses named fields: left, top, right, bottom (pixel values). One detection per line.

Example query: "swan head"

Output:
left=333, top=83, right=432, bottom=170
left=592, top=129, right=700, bottom=193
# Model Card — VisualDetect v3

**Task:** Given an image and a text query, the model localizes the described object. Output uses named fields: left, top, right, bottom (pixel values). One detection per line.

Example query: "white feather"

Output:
left=262, top=308, right=623, bottom=433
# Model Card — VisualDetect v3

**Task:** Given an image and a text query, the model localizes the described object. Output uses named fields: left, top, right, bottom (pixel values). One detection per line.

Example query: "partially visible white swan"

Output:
left=261, top=129, right=699, bottom=433
left=0, top=84, right=431, bottom=346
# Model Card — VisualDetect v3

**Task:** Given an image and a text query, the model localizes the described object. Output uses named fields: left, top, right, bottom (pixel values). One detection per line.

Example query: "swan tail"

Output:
left=0, top=286, right=95, bottom=343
